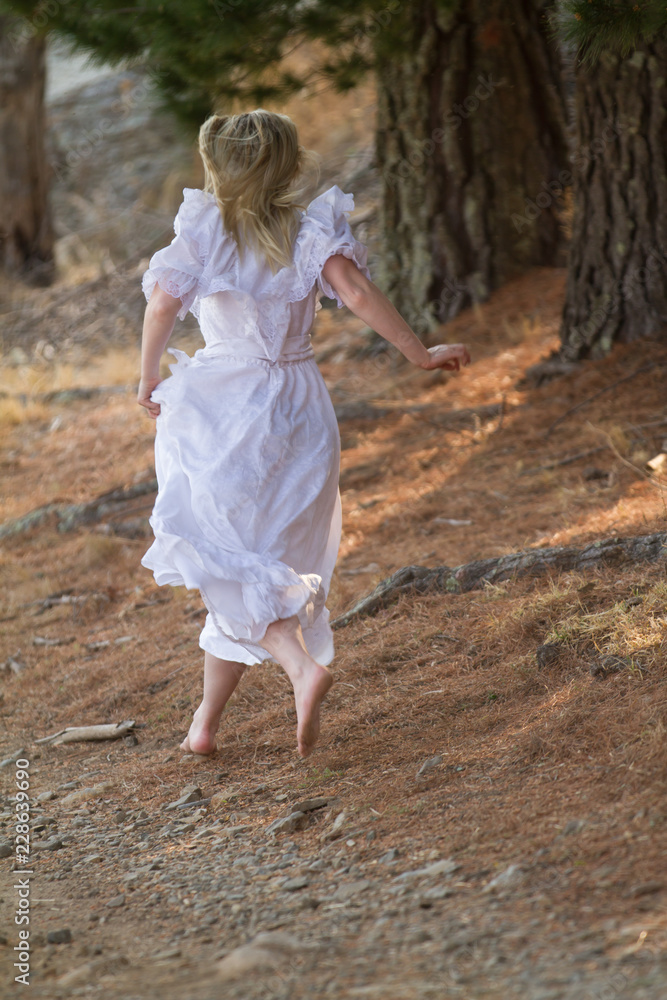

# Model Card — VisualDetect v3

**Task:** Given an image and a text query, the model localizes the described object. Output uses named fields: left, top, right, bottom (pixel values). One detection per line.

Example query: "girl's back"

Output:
left=142, top=183, right=370, bottom=363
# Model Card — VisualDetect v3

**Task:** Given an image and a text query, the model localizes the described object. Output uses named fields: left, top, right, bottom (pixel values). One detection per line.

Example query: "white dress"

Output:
left=140, top=185, right=370, bottom=666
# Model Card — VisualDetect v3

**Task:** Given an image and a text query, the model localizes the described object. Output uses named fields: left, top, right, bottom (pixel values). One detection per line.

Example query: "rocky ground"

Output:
left=2, top=737, right=666, bottom=1000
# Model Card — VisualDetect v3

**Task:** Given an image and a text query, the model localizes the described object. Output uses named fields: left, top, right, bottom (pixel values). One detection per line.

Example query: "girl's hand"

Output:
left=137, top=376, right=163, bottom=419
left=419, top=343, right=471, bottom=371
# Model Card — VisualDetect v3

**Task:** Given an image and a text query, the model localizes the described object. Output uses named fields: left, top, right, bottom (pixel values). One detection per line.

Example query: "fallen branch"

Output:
left=35, top=720, right=137, bottom=745
left=331, top=531, right=667, bottom=628
left=0, top=479, right=157, bottom=539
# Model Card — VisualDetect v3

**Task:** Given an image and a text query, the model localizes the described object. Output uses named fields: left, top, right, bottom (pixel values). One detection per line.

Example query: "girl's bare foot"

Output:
left=180, top=654, right=246, bottom=755
left=261, top=616, right=334, bottom=757
left=180, top=707, right=218, bottom=755
left=292, top=662, right=333, bottom=757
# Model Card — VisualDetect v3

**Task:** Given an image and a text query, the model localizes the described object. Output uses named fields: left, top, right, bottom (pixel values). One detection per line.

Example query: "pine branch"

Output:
left=0, top=0, right=391, bottom=127
left=551, top=0, right=667, bottom=64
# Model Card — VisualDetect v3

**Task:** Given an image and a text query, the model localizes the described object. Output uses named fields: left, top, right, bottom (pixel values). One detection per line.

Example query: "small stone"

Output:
left=561, top=819, right=585, bottom=836
left=291, top=796, right=330, bottom=813
left=36, top=790, right=57, bottom=802
left=483, top=864, right=524, bottom=894
left=275, top=793, right=289, bottom=802
left=106, top=895, right=125, bottom=908
left=180, top=783, right=203, bottom=800
left=395, top=858, right=459, bottom=880
left=217, top=932, right=301, bottom=981
left=320, top=810, right=347, bottom=842
left=47, top=928, right=72, bottom=944
left=0, top=750, right=27, bottom=769
left=113, top=810, right=127, bottom=824
left=266, top=812, right=308, bottom=836
left=213, top=824, right=249, bottom=841
left=0, top=844, right=13, bottom=859
left=33, top=837, right=64, bottom=852
left=154, top=948, right=182, bottom=961
left=420, top=885, right=455, bottom=902
left=166, top=785, right=203, bottom=810
left=416, top=754, right=443, bottom=778
left=60, top=782, right=115, bottom=807
left=379, top=849, right=400, bottom=865
left=281, top=875, right=309, bottom=892
left=332, top=879, right=372, bottom=902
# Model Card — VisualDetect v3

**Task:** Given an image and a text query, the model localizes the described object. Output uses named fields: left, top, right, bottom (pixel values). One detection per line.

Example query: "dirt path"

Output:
left=1, top=728, right=666, bottom=1000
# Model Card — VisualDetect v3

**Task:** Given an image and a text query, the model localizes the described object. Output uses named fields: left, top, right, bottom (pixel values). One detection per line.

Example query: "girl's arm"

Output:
left=138, top=285, right=183, bottom=419
left=321, top=254, right=470, bottom=371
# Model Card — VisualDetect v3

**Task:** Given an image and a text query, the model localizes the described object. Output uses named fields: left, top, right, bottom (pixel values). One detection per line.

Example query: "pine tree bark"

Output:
left=559, top=43, right=667, bottom=360
left=374, top=0, right=568, bottom=333
left=0, top=17, right=53, bottom=284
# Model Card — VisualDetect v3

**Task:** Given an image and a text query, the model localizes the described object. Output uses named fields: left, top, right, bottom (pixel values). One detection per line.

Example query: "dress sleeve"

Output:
left=141, top=189, right=209, bottom=321
left=301, top=185, right=371, bottom=307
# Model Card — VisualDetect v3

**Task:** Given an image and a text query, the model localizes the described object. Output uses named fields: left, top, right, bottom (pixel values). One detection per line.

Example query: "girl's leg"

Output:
left=259, top=616, right=333, bottom=758
left=180, top=653, right=246, bottom=755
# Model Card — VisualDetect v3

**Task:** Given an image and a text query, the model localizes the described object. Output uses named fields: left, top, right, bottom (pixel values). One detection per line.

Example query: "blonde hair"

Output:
left=198, top=110, right=318, bottom=273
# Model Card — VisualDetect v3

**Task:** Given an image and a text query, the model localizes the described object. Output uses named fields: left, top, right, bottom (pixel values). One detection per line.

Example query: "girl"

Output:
left=138, top=110, right=470, bottom=759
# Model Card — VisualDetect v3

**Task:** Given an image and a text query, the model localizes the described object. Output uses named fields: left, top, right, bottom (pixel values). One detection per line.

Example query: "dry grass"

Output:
left=0, top=346, right=140, bottom=394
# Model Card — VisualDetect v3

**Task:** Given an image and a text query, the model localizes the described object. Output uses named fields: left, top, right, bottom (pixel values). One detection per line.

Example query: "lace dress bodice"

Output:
left=142, top=185, right=370, bottom=363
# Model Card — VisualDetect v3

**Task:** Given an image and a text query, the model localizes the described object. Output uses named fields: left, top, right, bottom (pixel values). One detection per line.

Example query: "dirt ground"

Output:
left=1, top=54, right=667, bottom=1000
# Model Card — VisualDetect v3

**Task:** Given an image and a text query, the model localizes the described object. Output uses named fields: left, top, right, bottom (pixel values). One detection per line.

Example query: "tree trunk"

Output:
left=559, top=43, right=667, bottom=360
left=374, top=0, right=569, bottom=334
left=0, top=17, right=53, bottom=284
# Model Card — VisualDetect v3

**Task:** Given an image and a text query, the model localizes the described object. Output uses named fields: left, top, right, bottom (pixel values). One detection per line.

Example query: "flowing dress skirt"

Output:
left=141, top=344, right=341, bottom=666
